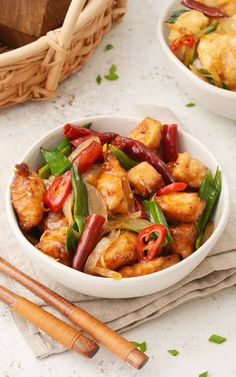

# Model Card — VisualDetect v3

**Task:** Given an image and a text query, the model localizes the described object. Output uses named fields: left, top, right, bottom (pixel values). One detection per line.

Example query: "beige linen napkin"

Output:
left=0, top=106, right=235, bottom=358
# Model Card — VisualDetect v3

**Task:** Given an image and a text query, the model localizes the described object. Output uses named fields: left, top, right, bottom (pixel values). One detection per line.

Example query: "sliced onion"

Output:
left=84, top=230, right=120, bottom=275
left=85, top=182, right=108, bottom=219
left=104, top=212, right=152, bottom=233
left=69, top=136, right=100, bottom=162
left=62, top=192, right=74, bottom=226
left=43, top=175, right=55, bottom=189
left=93, top=267, right=122, bottom=280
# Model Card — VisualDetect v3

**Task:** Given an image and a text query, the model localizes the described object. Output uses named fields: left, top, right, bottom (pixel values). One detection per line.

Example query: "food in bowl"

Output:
left=165, top=0, right=236, bottom=91
left=10, top=117, right=222, bottom=279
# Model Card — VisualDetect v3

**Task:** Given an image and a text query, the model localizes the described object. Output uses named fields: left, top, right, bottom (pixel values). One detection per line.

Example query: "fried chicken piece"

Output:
left=119, top=254, right=180, bottom=277
left=96, top=154, right=133, bottom=215
left=128, top=162, right=164, bottom=197
left=168, top=10, right=209, bottom=42
left=11, top=163, right=46, bottom=231
left=40, top=211, right=69, bottom=232
left=198, top=0, right=236, bottom=16
left=101, top=231, right=138, bottom=271
left=155, top=193, right=205, bottom=223
left=36, top=227, right=71, bottom=266
left=166, top=223, right=198, bottom=259
left=172, top=152, right=207, bottom=189
left=128, top=117, right=163, bottom=149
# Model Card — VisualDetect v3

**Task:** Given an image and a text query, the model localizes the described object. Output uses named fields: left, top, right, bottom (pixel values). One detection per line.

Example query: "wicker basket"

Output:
left=0, top=0, right=127, bottom=108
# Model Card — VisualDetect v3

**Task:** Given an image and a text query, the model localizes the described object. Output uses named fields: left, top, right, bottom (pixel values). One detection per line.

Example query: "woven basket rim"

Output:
left=0, top=0, right=116, bottom=67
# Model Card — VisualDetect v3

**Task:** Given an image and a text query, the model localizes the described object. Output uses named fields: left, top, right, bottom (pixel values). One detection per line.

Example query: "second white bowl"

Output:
left=157, top=0, right=236, bottom=120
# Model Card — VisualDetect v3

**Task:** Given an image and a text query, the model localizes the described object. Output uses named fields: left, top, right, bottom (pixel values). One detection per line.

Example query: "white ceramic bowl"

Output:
left=157, top=0, right=236, bottom=120
left=6, top=115, right=230, bottom=298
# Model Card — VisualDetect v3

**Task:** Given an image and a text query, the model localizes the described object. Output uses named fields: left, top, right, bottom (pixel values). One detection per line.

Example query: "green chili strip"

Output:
left=143, top=200, right=173, bottom=244
left=71, top=164, right=88, bottom=235
left=109, top=144, right=137, bottom=170
left=38, top=137, right=71, bottom=178
left=40, top=148, right=71, bottom=176
left=196, top=167, right=222, bottom=249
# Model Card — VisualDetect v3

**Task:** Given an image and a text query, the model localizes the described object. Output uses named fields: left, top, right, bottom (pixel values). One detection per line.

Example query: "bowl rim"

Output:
left=6, top=114, right=230, bottom=286
left=156, top=0, right=236, bottom=99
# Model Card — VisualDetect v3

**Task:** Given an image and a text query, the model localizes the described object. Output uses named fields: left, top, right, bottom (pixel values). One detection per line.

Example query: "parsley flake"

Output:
left=96, top=75, right=102, bottom=85
left=105, top=65, right=119, bottom=81
left=105, top=43, right=113, bottom=51
left=185, top=102, right=196, bottom=108
left=198, top=372, right=208, bottom=377
left=131, top=341, right=147, bottom=352
left=208, top=334, right=227, bottom=344
left=167, top=349, right=179, bottom=356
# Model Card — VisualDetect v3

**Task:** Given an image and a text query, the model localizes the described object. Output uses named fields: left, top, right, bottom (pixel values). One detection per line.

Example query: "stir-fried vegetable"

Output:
left=190, top=66, right=229, bottom=89
left=162, top=124, right=179, bottom=163
left=104, top=212, right=152, bottom=233
left=71, top=164, right=88, bottom=234
left=134, top=197, right=149, bottom=220
left=196, top=167, right=222, bottom=248
left=181, top=0, right=226, bottom=18
left=166, top=9, right=189, bottom=24
left=64, top=123, right=118, bottom=145
left=170, top=34, right=197, bottom=67
left=157, top=182, right=187, bottom=196
left=109, top=144, right=137, bottom=170
left=137, top=224, right=167, bottom=261
left=143, top=200, right=173, bottom=244
left=43, top=170, right=71, bottom=213
left=202, top=21, right=219, bottom=35
left=72, top=214, right=106, bottom=271
left=41, top=148, right=71, bottom=176
left=72, top=141, right=102, bottom=174
left=113, top=136, right=174, bottom=184
left=39, top=137, right=72, bottom=179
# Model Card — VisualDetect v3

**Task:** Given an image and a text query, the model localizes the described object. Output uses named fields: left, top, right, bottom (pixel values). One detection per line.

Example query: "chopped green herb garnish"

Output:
left=185, top=102, right=196, bottom=107
left=203, top=21, right=219, bottom=35
left=105, top=43, right=113, bottom=51
left=131, top=341, right=147, bottom=353
left=208, top=334, right=227, bottom=344
left=167, top=349, right=179, bottom=356
left=198, top=372, right=208, bottom=377
left=96, top=75, right=102, bottom=85
left=166, top=9, right=189, bottom=24
left=104, top=64, right=119, bottom=81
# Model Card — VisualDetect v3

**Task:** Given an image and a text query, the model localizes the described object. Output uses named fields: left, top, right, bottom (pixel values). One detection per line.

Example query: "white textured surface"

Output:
left=1, top=0, right=236, bottom=376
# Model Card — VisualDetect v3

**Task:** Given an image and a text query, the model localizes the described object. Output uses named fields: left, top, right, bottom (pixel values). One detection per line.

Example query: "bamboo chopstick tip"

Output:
left=72, top=334, right=99, bottom=358
left=126, top=348, right=149, bottom=369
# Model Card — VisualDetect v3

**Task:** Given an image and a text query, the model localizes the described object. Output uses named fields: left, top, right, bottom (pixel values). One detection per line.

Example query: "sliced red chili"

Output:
left=73, top=141, right=102, bottom=174
left=137, top=224, right=167, bottom=261
left=157, top=182, right=187, bottom=196
left=171, top=34, right=196, bottom=52
left=43, top=170, right=71, bottom=213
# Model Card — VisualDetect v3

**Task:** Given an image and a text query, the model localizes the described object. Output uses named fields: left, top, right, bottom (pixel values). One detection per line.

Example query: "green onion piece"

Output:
left=105, top=43, right=113, bottom=51
left=71, top=164, right=88, bottom=235
left=203, top=21, right=219, bottom=35
left=166, top=9, right=189, bottom=24
left=131, top=341, right=147, bottom=353
left=143, top=200, right=173, bottom=244
left=96, top=75, right=102, bottom=85
left=56, top=137, right=70, bottom=151
left=167, top=349, right=179, bottom=356
left=60, top=144, right=72, bottom=157
left=109, top=144, right=137, bottom=170
left=185, top=103, right=196, bottom=108
left=222, top=81, right=230, bottom=90
left=40, top=148, right=71, bottom=176
left=105, top=65, right=119, bottom=81
left=208, top=334, right=227, bottom=344
left=109, top=64, right=117, bottom=74
left=66, top=224, right=80, bottom=252
left=198, top=372, right=208, bottom=377
left=199, top=169, right=214, bottom=200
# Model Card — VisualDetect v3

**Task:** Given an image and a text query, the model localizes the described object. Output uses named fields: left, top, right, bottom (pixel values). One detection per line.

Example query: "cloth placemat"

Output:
left=0, top=106, right=235, bottom=358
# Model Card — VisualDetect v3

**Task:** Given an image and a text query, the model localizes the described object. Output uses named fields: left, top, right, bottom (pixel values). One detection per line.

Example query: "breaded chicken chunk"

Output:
left=198, top=0, right=236, bottom=16
left=168, top=10, right=209, bottom=42
left=166, top=223, right=198, bottom=259
left=198, top=33, right=236, bottom=90
left=155, top=193, right=205, bottom=223
left=36, top=227, right=70, bottom=266
left=101, top=231, right=137, bottom=271
left=97, top=154, right=133, bottom=215
left=172, top=152, right=207, bottom=189
left=128, top=162, right=164, bottom=197
left=11, top=163, right=46, bottom=231
left=119, top=254, right=180, bottom=277
left=128, top=117, right=163, bottom=149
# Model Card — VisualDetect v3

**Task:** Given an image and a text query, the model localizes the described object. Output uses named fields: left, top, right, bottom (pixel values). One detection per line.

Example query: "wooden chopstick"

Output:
left=0, top=284, right=98, bottom=358
left=0, top=257, right=149, bottom=369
